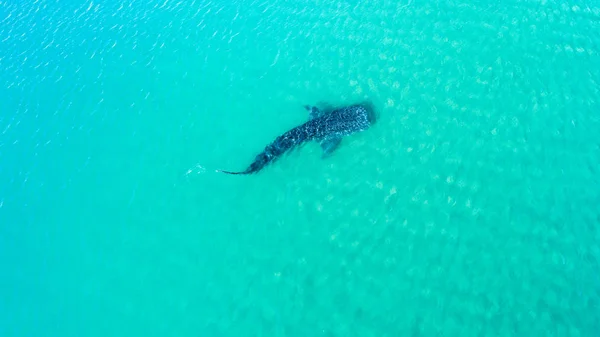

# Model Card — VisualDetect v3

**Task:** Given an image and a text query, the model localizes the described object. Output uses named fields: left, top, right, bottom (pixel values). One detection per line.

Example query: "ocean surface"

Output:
left=1, top=0, right=599, bottom=336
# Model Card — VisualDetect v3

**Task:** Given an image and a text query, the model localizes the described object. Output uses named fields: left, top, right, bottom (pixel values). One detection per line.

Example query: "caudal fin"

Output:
left=216, top=169, right=247, bottom=175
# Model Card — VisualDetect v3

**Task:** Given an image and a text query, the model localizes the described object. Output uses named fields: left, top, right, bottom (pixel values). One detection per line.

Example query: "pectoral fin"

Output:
left=304, top=105, right=324, bottom=120
left=320, top=137, right=342, bottom=158
left=304, top=102, right=335, bottom=120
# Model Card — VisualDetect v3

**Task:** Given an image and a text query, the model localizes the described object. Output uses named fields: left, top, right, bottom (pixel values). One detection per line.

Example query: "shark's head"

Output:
left=359, top=101, right=378, bottom=125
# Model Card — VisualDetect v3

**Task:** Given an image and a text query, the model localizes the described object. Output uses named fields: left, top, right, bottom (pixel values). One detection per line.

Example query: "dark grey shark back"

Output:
left=218, top=103, right=376, bottom=175
left=218, top=126, right=310, bottom=175
left=309, top=104, right=374, bottom=138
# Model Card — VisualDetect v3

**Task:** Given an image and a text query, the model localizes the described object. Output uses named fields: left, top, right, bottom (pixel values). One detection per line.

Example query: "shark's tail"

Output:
left=218, top=125, right=309, bottom=176
left=216, top=169, right=248, bottom=175
left=216, top=151, right=270, bottom=175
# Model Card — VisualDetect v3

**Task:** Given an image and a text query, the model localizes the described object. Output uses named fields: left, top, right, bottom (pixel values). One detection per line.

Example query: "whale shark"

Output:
left=218, top=102, right=377, bottom=175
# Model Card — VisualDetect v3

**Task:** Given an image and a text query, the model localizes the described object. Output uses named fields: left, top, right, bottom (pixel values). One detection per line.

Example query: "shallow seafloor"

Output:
left=1, top=1, right=599, bottom=336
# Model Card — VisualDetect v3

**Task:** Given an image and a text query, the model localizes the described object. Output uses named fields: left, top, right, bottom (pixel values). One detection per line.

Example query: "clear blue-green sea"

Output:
left=1, top=0, right=599, bottom=336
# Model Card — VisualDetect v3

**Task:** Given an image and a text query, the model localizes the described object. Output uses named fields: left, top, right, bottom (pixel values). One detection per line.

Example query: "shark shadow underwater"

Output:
left=218, top=101, right=378, bottom=175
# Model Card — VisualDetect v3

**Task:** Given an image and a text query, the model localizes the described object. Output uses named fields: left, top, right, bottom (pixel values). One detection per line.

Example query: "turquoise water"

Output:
left=1, top=0, right=599, bottom=336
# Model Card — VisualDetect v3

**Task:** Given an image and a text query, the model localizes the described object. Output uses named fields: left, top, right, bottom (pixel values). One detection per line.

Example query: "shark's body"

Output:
left=218, top=102, right=377, bottom=175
